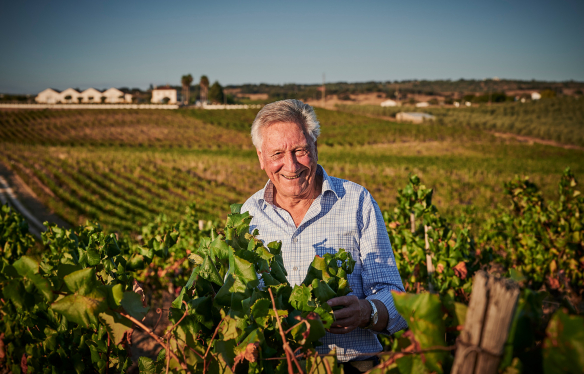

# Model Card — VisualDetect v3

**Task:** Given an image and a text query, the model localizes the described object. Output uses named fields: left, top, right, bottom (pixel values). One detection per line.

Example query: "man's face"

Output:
left=257, top=122, right=318, bottom=201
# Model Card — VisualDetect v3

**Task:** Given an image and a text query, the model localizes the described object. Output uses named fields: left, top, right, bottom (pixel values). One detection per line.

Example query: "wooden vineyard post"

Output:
left=452, top=271, right=520, bottom=374
left=424, top=224, right=435, bottom=293
left=410, top=212, right=416, bottom=233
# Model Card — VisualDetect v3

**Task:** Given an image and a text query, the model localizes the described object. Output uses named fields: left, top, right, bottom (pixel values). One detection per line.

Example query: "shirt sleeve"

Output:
left=358, top=190, right=408, bottom=335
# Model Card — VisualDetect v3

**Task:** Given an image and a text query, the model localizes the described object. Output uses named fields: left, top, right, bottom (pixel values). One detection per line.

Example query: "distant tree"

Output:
left=540, top=90, right=556, bottom=99
left=200, top=75, right=210, bottom=103
left=162, top=97, right=170, bottom=104
left=64, top=95, right=72, bottom=103
left=208, top=81, right=224, bottom=104
left=77, top=97, right=83, bottom=104
left=181, top=74, right=193, bottom=104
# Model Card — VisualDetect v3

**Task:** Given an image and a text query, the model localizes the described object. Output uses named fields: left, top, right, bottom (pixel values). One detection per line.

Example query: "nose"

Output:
left=283, top=151, right=300, bottom=172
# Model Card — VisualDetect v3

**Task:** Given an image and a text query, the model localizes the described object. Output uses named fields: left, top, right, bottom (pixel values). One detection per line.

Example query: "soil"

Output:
left=127, top=289, right=174, bottom=372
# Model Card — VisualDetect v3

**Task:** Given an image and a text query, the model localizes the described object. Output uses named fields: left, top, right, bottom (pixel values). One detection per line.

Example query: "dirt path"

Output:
left=490, top=132, right=584, bottom=151
left=0, top=161, right=71, bottom=236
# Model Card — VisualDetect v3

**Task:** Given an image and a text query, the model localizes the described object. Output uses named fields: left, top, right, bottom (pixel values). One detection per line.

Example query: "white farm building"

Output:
left=151, top=86, right=178, bottom=104
left=380, top=99, right=399, bottom=107
left=35, top=87, right=133, bottom=104
left=396, top=112, right=435, bottom=124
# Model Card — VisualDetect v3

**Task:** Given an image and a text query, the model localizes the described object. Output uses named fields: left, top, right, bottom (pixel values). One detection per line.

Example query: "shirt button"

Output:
left=294, top=237, right=298, bottom=242
left=293, top=266, right=298, bottom=271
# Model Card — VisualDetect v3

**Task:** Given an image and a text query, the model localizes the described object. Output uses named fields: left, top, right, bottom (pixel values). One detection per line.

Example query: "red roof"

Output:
left=153, top=86, right=176, bottom=91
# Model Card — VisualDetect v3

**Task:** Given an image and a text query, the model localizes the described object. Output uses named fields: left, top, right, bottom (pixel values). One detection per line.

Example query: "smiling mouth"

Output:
left=281, top=171, right=304, bottom=180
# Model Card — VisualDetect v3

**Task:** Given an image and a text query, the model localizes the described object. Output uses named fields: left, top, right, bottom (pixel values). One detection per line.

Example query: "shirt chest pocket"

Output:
left=309, top=225, right=360, bottom=261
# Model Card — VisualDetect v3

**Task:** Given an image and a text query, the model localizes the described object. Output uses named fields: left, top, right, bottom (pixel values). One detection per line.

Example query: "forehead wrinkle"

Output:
left=262, top=125, right=311, bottom=153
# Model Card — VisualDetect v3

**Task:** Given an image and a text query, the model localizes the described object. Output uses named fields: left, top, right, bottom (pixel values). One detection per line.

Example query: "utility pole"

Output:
left=322, top=73, right=326, bottom=107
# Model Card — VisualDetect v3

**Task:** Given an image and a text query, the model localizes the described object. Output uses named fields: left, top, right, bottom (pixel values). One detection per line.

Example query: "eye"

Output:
left=296, top=149, right=308, bottom=156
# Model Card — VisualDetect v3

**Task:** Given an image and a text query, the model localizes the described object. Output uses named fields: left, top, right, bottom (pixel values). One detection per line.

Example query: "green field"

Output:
left=0, top=106, right=582, bottom=234
left=337, top=96, right=584, bottom=147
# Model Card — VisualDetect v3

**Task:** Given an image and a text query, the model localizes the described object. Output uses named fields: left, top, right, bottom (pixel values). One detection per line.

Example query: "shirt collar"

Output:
left=258, top=164, right=339, bottom=207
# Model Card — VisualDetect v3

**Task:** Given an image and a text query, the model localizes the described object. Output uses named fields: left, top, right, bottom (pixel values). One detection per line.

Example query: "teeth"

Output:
left=282, top=172, right=301, bottom=180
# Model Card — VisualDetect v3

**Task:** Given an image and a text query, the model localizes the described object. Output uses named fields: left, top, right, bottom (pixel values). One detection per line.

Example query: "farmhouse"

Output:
left=35, top=87, right=132, bottom=104
left=78, top=88, right=103, bottom=103
left=60, top=88, right=81, bottom=103
left=380, top=99, right=399, bottom=107
left=396, top=112, right=435, bottom=124
left=102, top=88, right=132, bottom=103
left=151, top=86, right=178, bottom=104
left=35, top=88, right=61, bottom=104
left=531, top=92, right=541, bottom=100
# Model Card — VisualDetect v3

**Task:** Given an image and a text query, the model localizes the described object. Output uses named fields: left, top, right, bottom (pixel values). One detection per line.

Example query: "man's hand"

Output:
left=326, top=295, right=371, bottom=334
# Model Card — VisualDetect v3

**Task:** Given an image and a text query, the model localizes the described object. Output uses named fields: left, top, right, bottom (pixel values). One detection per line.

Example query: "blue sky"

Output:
left=0, top=0, right=583, bottom=94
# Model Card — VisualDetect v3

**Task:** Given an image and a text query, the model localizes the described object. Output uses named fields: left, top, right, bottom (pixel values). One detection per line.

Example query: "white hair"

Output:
left=251, top=99, right=321, bottom=149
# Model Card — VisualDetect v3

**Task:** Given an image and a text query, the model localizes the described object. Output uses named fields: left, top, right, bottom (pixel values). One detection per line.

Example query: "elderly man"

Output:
left=241, top=99, right=407, bottom=372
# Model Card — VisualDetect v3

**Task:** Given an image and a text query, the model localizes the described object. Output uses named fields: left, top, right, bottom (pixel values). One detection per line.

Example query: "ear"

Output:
left=256, top=148, right=265, bottom=170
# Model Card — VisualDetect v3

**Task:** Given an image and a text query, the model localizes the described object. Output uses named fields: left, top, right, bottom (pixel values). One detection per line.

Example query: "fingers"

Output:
left=333, top=306, right=357, bottom=321
left=326, top=295, right=356, bottom=308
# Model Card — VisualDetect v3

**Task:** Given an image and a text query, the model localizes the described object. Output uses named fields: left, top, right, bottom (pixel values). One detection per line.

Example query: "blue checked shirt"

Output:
left=241, top=165, right=408, bottom=362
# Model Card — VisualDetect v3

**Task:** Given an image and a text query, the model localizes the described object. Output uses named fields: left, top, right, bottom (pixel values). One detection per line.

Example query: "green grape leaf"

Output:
left=50, top=290, right=107, bottom=328
left=267, top=241, right=282, bottom=256
left=230, top=203, right=243, bottom=214
left=56, top=263, right=83, bottom=278
left=185, top=266, right=201, bottom=289
left=233, top=328, right=264, bottom=367
left=126, top=254, right=145, bottom=271
left=120, top=291, right=149, bottom=320
left=313, top=303, right=335, bottom=329
left=200, top=255, right=223, bottom=286
left=270, top=260, right=288, bottom=284
left=219, top=316, right=240, bottom=340
left=311, top=279, right=337, bottom=303
left=214, top=339, right=237, bottom=368
left=100, top=283, right=124, bottom=309
left=337, top=277, right=351, bottom=297
left=251, top=298, right=271, bottom=328
left=302, top=255, right=331, bottom=286
left=290, top=285, right=315, bottom=312
left=99, top=310, right=133, bottom=345
left=12, top=255, right=40, bottom=277
left=138, top=357, right=157, bottom=374
left=229, top=249, right=259, bottom=289
left=306, top=349, right=343, bottom=374
left=210, top=235, right=230, bottom=260
left=543, top=309, right=584, bottom=374
left=3, top=279, right=32, bottom=309
left=64, top=268, right=98, bottom=296
left=86, top=246, right=101, bottom=266
left=392, top=292, right=447, bottom=373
